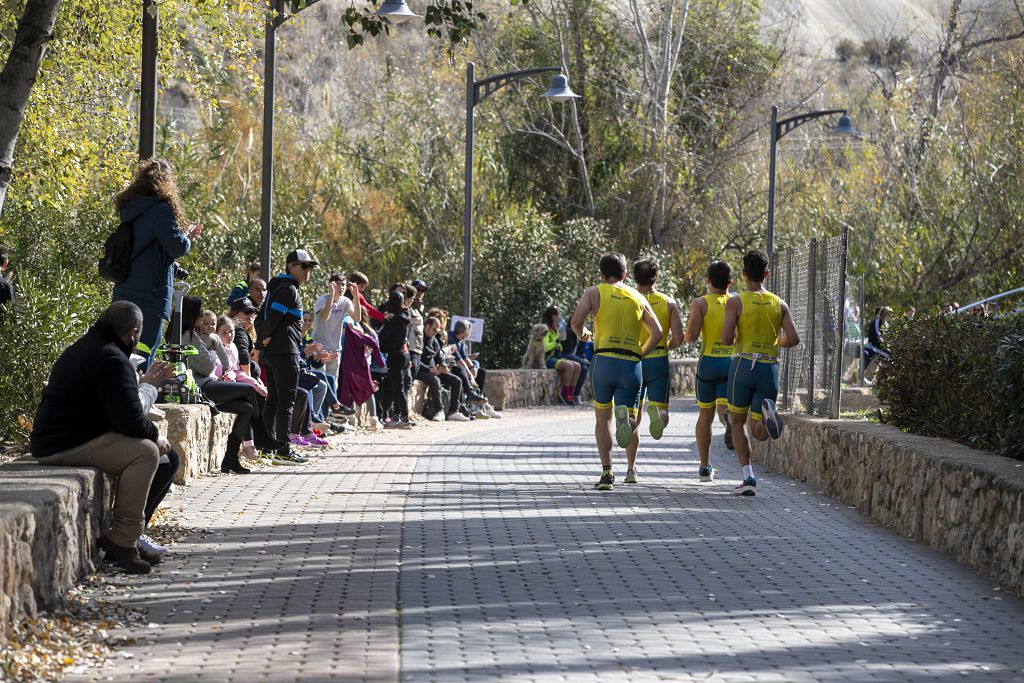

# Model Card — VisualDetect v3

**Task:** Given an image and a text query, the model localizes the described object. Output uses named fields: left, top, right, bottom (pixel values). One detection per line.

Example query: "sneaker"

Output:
left=332, top=404, right=356, bottom=416
left=723, top=420, right=734, bottom=450
left=447, top=411, right=470, bottom=422
left=468, top=394, right=488, bottom=405
left=698, top=465, right=716, bottom=482
left=558, top=393, right=573, bottom=406
left=99, top=536, right=151, bottom=575
left=614, top=405, right=633, bottom=448
left=307, top=434, right=329, bottom=447
left=431, top=410, right=446, bottom=422
left=274, top=450, right=308, bottom=464
left=312, top=422, right=333, bottom=433
left=594, top=470, right=615, bottom=491
left=473, top=407, right=490, bottom=419
left=328, top=423, right=347, bottom=434
left=138, top=534, right=168, bottom=556
left=289, top=434, right=311, bottom=446
left=383, top=420, right=404, bottom=429
left=734, top=476, right=757, bottom=496
left=761, top=399, right=783, bottom=439
left=647, top=403, right=665, bottom=440
left=484, top=404, right=502, bottom=419
left=624, top=469, right=638, bottom=484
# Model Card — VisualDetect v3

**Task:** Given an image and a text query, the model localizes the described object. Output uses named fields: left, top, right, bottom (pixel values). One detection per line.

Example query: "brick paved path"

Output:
left=77, top=402, right=1024, bottom=682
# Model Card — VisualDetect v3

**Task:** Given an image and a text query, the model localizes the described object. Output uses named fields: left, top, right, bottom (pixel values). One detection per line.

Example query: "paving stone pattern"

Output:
left=80, top=403, right=1024, bottom=682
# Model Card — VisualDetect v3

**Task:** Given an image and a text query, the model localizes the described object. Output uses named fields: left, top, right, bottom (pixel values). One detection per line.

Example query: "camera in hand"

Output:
left=172, top=261, right=189, bottom=281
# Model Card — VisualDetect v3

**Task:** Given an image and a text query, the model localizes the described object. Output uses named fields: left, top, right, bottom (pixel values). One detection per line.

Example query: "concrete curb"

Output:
left=751, top=415, right=1024, bottom=598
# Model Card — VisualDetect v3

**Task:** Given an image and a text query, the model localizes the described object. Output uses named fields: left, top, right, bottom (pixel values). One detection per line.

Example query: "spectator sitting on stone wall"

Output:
left=227, top=262, right=261, bottom=306
left=30, top=301, right=173, bottom=574
left=418, top=316, right=469, bottom=422
left=449, top=320, right=501, bottom=419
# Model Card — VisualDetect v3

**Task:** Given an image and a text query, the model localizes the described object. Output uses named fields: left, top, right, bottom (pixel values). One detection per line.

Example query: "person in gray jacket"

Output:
left=112, top=158, right=202, bottom=363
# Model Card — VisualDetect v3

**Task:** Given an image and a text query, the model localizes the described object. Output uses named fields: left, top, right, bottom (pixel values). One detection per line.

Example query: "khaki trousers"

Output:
left=36, top=432, right=160, bottom=547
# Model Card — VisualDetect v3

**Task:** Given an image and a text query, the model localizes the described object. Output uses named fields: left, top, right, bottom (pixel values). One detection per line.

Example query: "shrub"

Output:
left=877, top=313, right=1024, bottom=459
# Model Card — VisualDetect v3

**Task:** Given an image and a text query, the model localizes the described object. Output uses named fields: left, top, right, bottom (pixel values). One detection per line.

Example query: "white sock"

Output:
left=742, top=465, right=754, bottom=479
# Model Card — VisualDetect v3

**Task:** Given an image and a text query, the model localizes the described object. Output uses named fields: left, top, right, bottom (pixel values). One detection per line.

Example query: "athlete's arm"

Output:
left=639, top=303, right=663, bottom=357
left=666, top=300, right=685, bottom=350
left=778, top=300, right=800, bottom=348
left=721, top=295, right=741, bottom=345
left=570, top=287, right=598, bottom=338
left=682, top=298, right=705, bottom=345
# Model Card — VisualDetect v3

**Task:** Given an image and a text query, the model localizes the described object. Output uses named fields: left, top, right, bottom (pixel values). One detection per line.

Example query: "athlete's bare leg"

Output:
left=729, top=410, right=751, bottom=468
left=695, top=406, right=716, bottom=467
left=595, top=405, right=614, bottom=468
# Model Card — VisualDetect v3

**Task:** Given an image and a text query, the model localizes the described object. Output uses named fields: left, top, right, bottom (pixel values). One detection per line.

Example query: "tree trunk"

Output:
left=0, top=0, right=63, bottom=216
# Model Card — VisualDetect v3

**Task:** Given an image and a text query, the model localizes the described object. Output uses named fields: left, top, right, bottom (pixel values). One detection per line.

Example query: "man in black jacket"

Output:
left=31, top=301, right=171, bottom=574
left=258, top=249, right=317, bottom=453
left=417, top=316, right=466, bottom=421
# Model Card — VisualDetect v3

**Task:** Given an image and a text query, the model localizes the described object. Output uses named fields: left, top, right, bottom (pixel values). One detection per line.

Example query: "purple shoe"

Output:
left=307, top=434, right=329, bottom=447
left=289, top=434, right=310, bottom=446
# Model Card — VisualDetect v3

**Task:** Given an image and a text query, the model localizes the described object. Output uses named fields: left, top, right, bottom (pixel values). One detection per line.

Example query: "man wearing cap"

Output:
left=258, top=249, right=317, bottom=454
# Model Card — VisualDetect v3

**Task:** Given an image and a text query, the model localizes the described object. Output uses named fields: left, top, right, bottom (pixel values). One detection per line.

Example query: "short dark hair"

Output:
left=542, top=306, right=559, bottom=328
left=329, top=273, right=345, bottom=283
left=599, top=252, right=627, bottom=280
left=742, top=251, right=769, bottom=283
left=425, top=316, right=441, bottom=329
left=453, top=320, right=470, bottom=336
left=632, top=259, right=659, bottom=286
left=707, top=261, right=732, bottom=290
left=386, top=289, right=404, bottom=313
left=0, top=244, right=8, bottom=266
left=99, top=301, right=143, bottom=337
left=246, top=262, right=261, bottom=276
left=348, top=271, right=369, bottom=287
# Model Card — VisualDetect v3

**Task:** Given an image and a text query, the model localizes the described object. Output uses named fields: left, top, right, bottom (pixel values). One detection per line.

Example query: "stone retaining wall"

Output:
left=751, top=416, right=1024, bottom=598
left=486, top=359, right=697, bottom=410
left=157, top=405, right=234, bottom=485
left=0, top=459, right=110, bottom=638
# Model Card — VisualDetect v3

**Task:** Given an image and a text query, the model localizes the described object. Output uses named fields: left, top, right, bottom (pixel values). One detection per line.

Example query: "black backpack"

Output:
left=98, top=221, right=154, bottom=284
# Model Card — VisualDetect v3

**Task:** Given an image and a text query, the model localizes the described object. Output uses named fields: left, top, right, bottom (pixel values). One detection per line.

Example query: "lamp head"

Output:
left=543, top=73, right=580, bottom=102
left=833, top=113, right=857, bottom=135
left=373, top=0, right=419, bottom=23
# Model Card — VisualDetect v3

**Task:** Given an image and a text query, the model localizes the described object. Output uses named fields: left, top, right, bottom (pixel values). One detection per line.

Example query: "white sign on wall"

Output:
left=450, top=315, right=484, bottom=343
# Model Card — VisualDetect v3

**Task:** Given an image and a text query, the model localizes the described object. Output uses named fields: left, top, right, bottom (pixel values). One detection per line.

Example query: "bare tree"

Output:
left=0, top=0, right=63, bottom=215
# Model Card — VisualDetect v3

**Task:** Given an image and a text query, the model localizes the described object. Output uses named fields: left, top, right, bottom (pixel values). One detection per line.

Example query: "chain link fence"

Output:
left=768, top=228, right=849, bottom=418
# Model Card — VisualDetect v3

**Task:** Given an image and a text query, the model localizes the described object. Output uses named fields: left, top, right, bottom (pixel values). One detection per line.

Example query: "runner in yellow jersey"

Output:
left=633, top=259, right=684, bottom=449
left=682, top=260, right=736, bottom=483
left=571, top=253, right=662, bottom=491
left=721, top=251, right=800, bottom=496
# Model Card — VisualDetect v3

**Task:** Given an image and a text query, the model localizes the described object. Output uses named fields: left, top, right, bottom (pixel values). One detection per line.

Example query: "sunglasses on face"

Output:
left=299, top=263, right=313, bottom=271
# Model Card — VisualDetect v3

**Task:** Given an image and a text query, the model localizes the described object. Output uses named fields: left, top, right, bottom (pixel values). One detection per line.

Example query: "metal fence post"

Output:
left=831, top=228, right=849, bottom=419
left=807, top=238, right=817, bottom=414
left=781, top=247, right=793, bottom=410
left=858, top=274, right=865, bottom=387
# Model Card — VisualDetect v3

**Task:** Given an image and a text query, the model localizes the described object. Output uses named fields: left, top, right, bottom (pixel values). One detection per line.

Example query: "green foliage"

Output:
left=421, top=208, right=610, bottom=368
left=877, top=314, right=1024, bottom=459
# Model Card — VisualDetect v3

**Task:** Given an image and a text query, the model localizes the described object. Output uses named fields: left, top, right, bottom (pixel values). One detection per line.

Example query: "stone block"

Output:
left=156, top=404, right=234, bottom=485
left=0, top=457, right=111, bottom=637
left=751, top=415, right=1024, bottom=598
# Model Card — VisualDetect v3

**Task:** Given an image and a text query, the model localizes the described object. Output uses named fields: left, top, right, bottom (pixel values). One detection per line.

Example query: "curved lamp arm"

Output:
left=473, top=66, right=562, bottom=107
left=775, top=109, right=847, bottom=141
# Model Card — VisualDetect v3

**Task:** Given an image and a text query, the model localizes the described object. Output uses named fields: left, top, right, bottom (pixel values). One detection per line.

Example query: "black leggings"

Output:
left=202, top=381, right=257, bottom=443
left=381, top=349, right=410, bottom=421
left=144, top=449, right=180, bottom=527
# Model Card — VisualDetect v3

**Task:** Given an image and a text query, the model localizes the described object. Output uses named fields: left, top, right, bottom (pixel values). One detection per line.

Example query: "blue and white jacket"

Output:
left=258, top=273, right=303, bottom=355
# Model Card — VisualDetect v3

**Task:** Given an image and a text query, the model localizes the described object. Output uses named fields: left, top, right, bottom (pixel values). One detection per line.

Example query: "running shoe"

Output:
left=447, top=411, right=470, bottom=422
left=289, top=434, right=310, bottom=446
left=307, top=434, right=329, bottom=447
left=594, top=470, right=615, bottom=491
left=647, top=403, right=665, bottom=440
left=274, top=450, right=308, bottom=464
left=484, top=404, right=502, bottom=419
left=431, top=410, right=446, bottom=422
left=734, top=476, right=757, bottom=496
left=614, top=405, right=633, bottom=448
left=698, top=465, right=716, bottom=482
left=624, top=469, right=638, bottom=484
left=761, top=399, right=783, bottom=439
left=557, top=393, right=573, bottom=406
left=138, top=534, right=168, bottom=556
left=723, top=420, right=734, bottom=450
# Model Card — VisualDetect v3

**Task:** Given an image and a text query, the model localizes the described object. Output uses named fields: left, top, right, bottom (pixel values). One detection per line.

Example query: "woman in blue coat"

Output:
left=111, top=159, right=201, bottom=362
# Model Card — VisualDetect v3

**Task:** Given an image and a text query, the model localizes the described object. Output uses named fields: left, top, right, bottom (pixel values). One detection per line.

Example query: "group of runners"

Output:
left=569, top=250, right=800, bottom=495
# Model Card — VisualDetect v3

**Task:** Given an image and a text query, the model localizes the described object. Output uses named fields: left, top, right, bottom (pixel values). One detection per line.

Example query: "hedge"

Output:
left=877, top=313, right=1024, bottom=459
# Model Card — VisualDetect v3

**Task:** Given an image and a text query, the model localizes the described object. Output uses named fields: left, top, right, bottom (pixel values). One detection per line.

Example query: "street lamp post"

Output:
left=462, top=63, right=579, bottom=317
left=259, top=0, right=418, bottom=276
left=766, top=105, right=855, bottom=256
left=139, top=0, right=158, bottom=159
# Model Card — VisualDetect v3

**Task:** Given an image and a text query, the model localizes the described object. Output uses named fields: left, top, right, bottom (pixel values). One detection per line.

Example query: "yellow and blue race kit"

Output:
left=543, top=329, right=563, bottom=369
left=727, top=290, right=782, bottom=419
left=695, top=293, right=735, bottom=409
left=640, top=290, right=673, bottom=408
left=590, top=283, right=646, bottom=411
